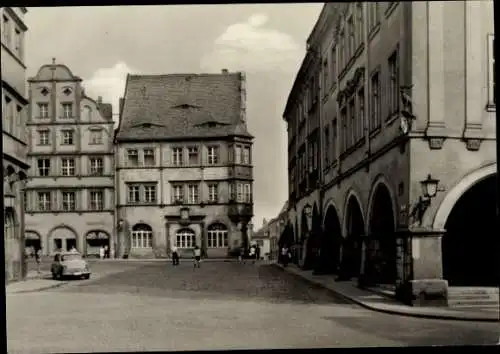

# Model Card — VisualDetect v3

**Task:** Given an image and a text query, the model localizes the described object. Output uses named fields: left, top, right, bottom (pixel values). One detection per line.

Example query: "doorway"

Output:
left=66, top=238, right=77, bottom=251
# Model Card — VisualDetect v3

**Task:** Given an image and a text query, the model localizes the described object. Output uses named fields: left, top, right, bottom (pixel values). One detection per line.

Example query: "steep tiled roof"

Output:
left=116, top=73, right=253, bottom=141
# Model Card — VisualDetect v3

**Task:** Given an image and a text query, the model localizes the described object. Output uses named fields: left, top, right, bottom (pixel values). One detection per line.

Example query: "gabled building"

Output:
left=115, top=69, right=254, bottom=259
left=25, top=60, right=115, bottom=257
left=2, top=7, right=30, bottom=282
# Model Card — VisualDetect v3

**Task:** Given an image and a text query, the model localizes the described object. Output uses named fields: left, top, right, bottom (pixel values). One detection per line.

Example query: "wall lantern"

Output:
left=411, top=174, right=440, bottom=226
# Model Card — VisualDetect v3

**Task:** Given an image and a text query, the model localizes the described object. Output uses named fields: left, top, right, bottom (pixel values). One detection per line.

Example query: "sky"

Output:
left=24, top=4, right=323, bottom=230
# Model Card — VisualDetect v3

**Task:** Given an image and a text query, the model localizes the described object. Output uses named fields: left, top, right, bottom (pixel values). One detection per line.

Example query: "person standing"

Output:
left=171, top=244, right=180, bottom=266
left=35, top=248, right=42, bottom=274
left=281, top=245, right=290, bottom=267
left=249, top=244, right=256, bottom=264
left=99, top=245, right=105, bottom=260
left=193, top=245, right=201, bottom=268
left=104, top=245, right=109, bottom=259
left=238, top=246, right=246, bottom=264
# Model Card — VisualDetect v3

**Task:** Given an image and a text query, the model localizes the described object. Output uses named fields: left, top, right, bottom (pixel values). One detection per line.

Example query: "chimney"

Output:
left=221, top=68, right=228, bottom=74
left=119, top=97, right=124, bottom=117
left=97, top=96, right=102, bottom=104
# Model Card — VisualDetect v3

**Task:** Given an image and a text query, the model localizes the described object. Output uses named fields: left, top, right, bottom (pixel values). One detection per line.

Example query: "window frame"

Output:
left=126, top=149, right=139, bottom=167
left=143, top=184, right=157, bottom=204
left=172, top=147, right=184, bottom=166
left=38, top=130, right=50, bottom=145
left=37, top=158, right=51, bottom=176
left=61, top=129, right=74, bottom=145
left=131, top=225, right=153, bottom=249
left=187, top=146, right=199, bottom=165
left=61, top=102, right=73, bottom=119
left=207, top=224, right=229, bottom=248
left=370, top=69, right=382, bottom=132
left=89, top=157, right=104, bottom=176
left=37, top=191, right=51, bottom=211
left=187, top=184, right=199, bottom=204
left=172, top=184, right=184, bottom=203
left=207, top=183, right=218, bottom=203
left=61, top=190, right=76, bottom=211
left=61, top=158, right=76, bottom=176
left=487, top=33, right=495, bottom=109
left=127, top=184, right=141, bottom=204
left=176, top=228, right=195, bottom=248
left=89, top=129, right=103, bottom=145
left=387, top=47, right=400, bottom=117
left=143, top=148, right=155, bottom=166
left=207, top=145, right=219, bottom=165
left=38, top=102, right=49, bottom=118
left=89, top=190, right=104, bottom=211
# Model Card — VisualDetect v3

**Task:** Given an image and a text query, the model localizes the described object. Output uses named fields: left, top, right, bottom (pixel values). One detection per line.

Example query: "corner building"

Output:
left=284, top=2, right=496, bottom=306
left=2, top=7, right=30, bottom=282
left=25, top=61, right=115, bottom=257
left=115, top=70, right=254, bottom=259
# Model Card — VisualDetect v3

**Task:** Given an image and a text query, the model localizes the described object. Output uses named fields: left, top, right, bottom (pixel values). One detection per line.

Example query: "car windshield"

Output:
left=61, top=254, right=82, bottom=261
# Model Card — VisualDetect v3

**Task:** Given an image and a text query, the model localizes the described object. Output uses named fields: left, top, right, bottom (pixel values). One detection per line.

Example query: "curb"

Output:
left=7, top=281, right=70, bottom=294
left=271, top=264, right=499, bottom=323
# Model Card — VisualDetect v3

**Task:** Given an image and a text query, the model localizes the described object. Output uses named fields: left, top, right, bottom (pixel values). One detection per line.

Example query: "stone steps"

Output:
left=448, top=287, right=499, bottom=308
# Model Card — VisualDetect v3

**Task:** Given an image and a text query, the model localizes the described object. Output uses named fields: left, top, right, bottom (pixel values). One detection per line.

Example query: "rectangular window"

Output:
left=369, top=2, right=380, bottom=31
left=62, top=103, right=73, bottom=118
left=235, top=146, right=242, bottom=164
left=488, top=34, right=495, bottom=107
left=37, top=158, right=51, bottom=177
left=89, top=130, right=103, bottom=145
left=172, top=184, right=184, bottom=203
left=243, top=146, right=251, bottom=165
left=14, top=27, right=23, bottom=59
left=208, top=183, right=218, bottom=203
left=62, top=191, right=76, bottom=211
left=237, top=183, right=244, bottom=203
left=128, top=184, right=140, bottom=203
left=132, top=230, right=152, bottom=249
left=37, top=191, right=51, bottom=211
left=207, top=146, right=219, bottom=165
left=61, top=130, right=74, bottom=145
left=330, top=45, right=337, bottom=87
left=340, top=107, right=347, bottom=152
left=187, top=184, right=199, bottom=204
left=207, top=228, right=228, bottom=248
left=348, top=16, right=355, bottom=60
left=172, top=147, right=183, bottom=166
left=332, top=118, right=338, bottom=162
left=339, top=30, right=345, bottom=71
left=2, top=15, right=11, bottom=45
left=127, top=149, right=139, bottom=167
left=144, top=184, right=157, bottom=203
left=229, top=182, right=236, bottom=201
left=188, top=146, right=199, bottom=165
left=322, top=59, right=329, bottom=95
left=388, top=48, right=400, bottom=116
left=370, top=70, right=381, bottom=131
left=61, top=158, right=76, bottom=176
left=38, top=130, right=50, bottom=145
left=348, top=98, right=356, bottom=148
left=324, top=126, right=330, bottom=167
left=243, top=183, right=252, bottom=203
left=90, top=157, right=104, bottom=176
left=357, top=87, right=365, bottom=143
left=89, top=190, right=104, bottom=211
left=38, top=103, right=49, bottom=118
left=3, top=96, right=13, bottom=134
left=143, top=148, right=155, bottom=166
left=356, top=2, right=364, bottom=48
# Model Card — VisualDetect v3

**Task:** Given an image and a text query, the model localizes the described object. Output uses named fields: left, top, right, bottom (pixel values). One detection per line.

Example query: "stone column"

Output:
left=395, top=227, right=448, bottom=307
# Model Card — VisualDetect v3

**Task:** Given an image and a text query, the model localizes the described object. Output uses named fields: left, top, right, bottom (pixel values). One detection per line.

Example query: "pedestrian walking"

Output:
left=238, top=246, right=246, bottom=264
left=104, top=245, right=109, bottom=259
left=193, top=245, right=201, bottom=268
left=249, top=244, right=257, bottom=264
left=281, top=245, right=290, bottom=267
left=99, top=245, right=105, bottom=260
left=172, top=244, right=180, bottom=266
left=35, top=248, right=42, bottom=274
left=256, top=244, right=261, bottom=260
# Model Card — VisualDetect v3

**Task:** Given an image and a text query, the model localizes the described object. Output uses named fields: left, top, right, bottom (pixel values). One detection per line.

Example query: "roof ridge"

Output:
left=128, top=72, right=241, bottom=78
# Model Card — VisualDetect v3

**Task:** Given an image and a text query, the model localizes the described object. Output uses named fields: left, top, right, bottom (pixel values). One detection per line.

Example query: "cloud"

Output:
left=200, top=13, right=303, bottom=73
left=83, top=61, right=136, bottom=124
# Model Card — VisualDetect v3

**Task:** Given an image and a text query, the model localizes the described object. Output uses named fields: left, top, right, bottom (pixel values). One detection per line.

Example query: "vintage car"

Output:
left=51, top=252, right=91, bottom=280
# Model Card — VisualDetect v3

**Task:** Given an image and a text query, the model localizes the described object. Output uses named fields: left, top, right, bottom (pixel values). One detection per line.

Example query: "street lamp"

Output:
left=411, top=174, right=440, bottom=226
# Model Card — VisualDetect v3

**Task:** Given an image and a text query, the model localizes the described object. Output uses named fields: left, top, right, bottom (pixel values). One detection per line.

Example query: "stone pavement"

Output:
left=273, top=263, right=499, bottom=323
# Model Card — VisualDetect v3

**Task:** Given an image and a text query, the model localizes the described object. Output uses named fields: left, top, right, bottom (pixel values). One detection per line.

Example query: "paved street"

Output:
left=7, top=261, right=499, bottom=352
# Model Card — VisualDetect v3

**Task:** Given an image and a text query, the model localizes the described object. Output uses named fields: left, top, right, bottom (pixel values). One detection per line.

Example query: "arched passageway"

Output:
left=339, top=196, right=364, bottom=280
left=25, top=231, right=42, bottom=254
left=367, top=184, right=397, bottom=285
left=303, top=204, right=321, bottom=270
left=315, top=205, right=343, bottom=275
left=442, top=174, right=498, bottom=287
left=85, top=230, right=110, bottom=257
left=49, top=226, right=78, bottom=254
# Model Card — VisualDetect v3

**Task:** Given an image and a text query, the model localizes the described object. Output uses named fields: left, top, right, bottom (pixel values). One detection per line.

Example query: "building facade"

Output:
left=284, top=1, right=496, bottom=305
left=2, top=7, right=30, bottom=282
left=115, top=70, right=254, bottom=259
left=25, top=61, right=115, bottom=257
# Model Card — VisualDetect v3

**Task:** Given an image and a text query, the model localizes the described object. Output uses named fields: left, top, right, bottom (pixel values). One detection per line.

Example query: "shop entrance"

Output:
left=85, top=231, right=110, bottom=258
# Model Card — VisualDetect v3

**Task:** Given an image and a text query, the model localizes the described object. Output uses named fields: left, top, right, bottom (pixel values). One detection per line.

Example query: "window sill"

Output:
left=369, top=126, right=382, bottom=139
left=368, top=24, right=381, bottom=43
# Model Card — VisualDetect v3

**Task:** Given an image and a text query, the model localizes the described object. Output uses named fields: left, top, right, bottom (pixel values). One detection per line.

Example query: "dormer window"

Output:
left=63, top=87, right=72, bottom=96
left=40, top=87, right=49, bottom=96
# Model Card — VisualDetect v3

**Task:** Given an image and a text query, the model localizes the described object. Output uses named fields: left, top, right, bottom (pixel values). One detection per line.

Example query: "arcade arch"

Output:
left=441, top=173, right=498, bottom=286
left=316, top=204, right=343, bottom=274
left=48, top=225, right=78, bottom=254
left=340, top=195, right=365, bottom=279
